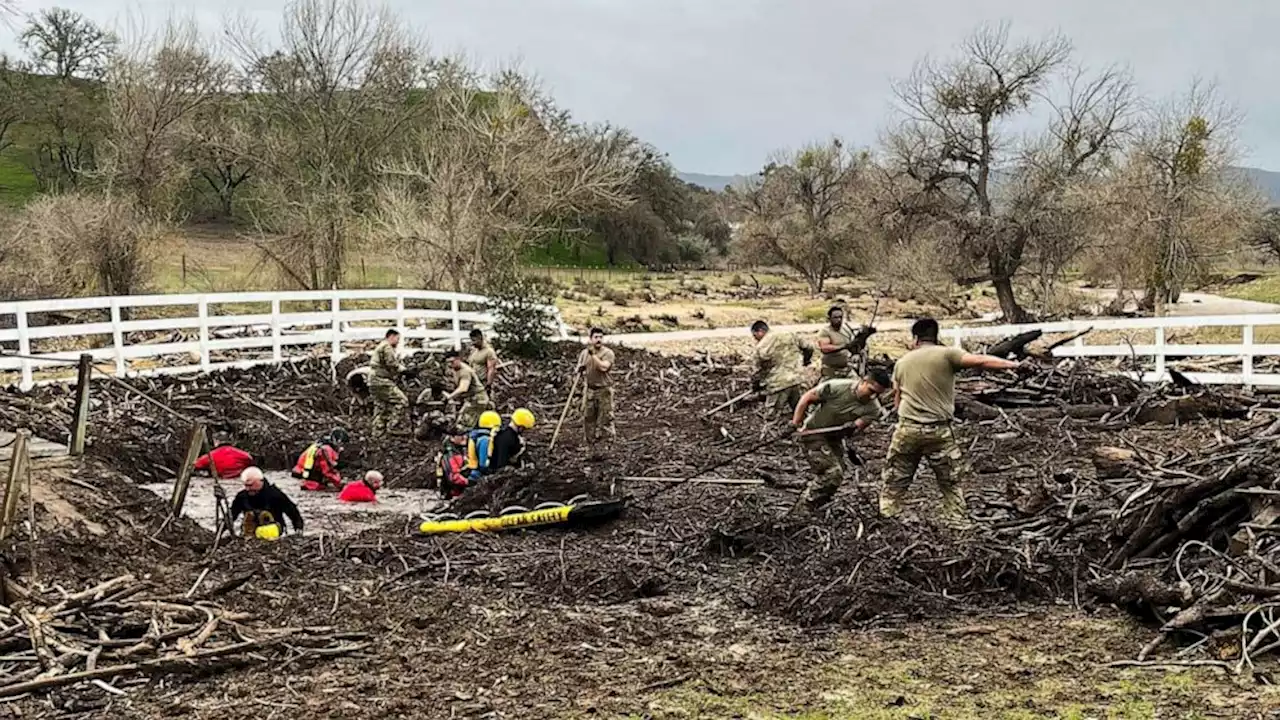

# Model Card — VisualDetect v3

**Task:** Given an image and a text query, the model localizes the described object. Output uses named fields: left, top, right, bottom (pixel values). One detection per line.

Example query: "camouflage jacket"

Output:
left=752, top=331, right=813, bottom=393
left=370, top=340, right=402, bottom=380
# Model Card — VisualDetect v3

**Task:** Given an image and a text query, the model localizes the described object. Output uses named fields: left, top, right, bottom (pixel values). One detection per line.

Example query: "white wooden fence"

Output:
left=0, top=289, right=567, bottom=390
left=1, top=288, right=1276, bottom=390
left=942, top=313, right=1280, bottom=387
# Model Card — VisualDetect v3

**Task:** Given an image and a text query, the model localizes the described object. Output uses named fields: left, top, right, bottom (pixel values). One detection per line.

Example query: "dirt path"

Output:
left=1078, top=288, right=1280, bottom=316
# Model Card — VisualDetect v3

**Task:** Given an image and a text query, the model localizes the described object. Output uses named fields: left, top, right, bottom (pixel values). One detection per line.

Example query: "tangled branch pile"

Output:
left=7, top=342, right=1280, bottom=670
left=0, top=574, right=367, bottom=708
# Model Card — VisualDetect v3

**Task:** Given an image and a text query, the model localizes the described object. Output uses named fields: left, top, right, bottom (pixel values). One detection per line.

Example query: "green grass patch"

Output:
left=0, top=152, right=39, bottom=206
left=1220, top=274, right=1280, bottom=304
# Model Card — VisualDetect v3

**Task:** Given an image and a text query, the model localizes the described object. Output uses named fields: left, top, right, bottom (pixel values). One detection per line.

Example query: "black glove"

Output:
left=846, top=445, right=864, bottom=467
left=751, top=378, right=764, bottom=393
left=800, top=347, right=815, bottom=366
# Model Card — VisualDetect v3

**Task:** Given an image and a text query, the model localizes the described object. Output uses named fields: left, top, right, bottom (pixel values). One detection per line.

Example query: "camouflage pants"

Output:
left=802, top=435, right=849, bottom=506
left=369, top=378, right=407, bottom=434
left=819, top=365, right=852, bottom=382
left=765, top=385, right=803, bottom=415
left=583, top=386, right=616, bottom=442
left=880, top=422, right=971, bottom=526
left=456, top=392, right=494, bottom=430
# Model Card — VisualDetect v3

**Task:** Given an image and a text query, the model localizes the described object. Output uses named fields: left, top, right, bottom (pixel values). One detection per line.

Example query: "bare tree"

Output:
left=374, top=61, right=637, bottom=290
left=1247, top=207, right=1280, bottom=264
left=1095, top=83, right=1262, bottom=312
left=225, top=0, right=425, bottom=290
left=188, top=95, right=256, bottom=221
left=16, top=9, right=114, bottom=191
left=101, top=20, right=229, bottom=218
left=0, top=57, right=28, bottom=157
left=884, top=23, right=1131, bottom=321
left=735, top=138, right=866, bottom=295
left=20, top=7, right=116, bottom=80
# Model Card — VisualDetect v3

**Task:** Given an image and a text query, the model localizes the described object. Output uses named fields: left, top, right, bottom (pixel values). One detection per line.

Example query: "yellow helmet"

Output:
left=478, top=411, right=502, bottom=429
left=511, top=407, right=536, bottom=429
left=255, top=523, right=281, bottom=541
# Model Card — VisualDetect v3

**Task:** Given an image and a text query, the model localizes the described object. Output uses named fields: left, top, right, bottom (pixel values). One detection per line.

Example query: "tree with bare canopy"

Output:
left=735, top=138, right=867, bottom=295
left=101, top=20, right=229, bottom=218
left=883, top=23, right=1132, bottom=321
left=224, top=0, right=425, bottom=290
left=1086, top=83, right=1262, bottom=313
left=374, top=60, right=638, bottom=290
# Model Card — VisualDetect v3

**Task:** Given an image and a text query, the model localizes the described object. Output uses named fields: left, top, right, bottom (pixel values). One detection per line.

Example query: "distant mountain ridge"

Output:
left=680, top=167, right=1280, bottom=205
left=677, top=172, right=751, bottom=191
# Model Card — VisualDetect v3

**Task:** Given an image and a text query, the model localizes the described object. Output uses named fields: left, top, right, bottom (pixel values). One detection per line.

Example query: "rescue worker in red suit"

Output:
left=292, top=428, right=347, bottom=492
left=339, top=471, right=382, bottom=503
left=194, top=432, right=255, bottom=480
left=435, top=427, right=470, bottom=499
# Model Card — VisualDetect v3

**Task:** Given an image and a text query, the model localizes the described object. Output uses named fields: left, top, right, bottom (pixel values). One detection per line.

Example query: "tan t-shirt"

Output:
left=817, top=324, right=855, bottom=369
left=452, top=363, right=486, bottom=399
left=469, top=345, right=498, bottom=382
left=803, top=379, right=882, bottom=431
left=578, top=346, right=616, bottom=388
left=893, top=344, right=966, bottom=424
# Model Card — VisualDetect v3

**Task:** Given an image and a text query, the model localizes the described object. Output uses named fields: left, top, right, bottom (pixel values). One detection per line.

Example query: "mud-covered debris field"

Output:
left=3, top=342, right=1280, bottom=716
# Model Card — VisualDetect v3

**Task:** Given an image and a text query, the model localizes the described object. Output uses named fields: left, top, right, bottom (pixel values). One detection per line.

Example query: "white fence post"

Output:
left=1243, top=324, right=1255, bottom=388
left=395, top=294, right=406, bottom=337
left=270, top=298, right=282, bottom=363
left=1153, top=327, right=1166, bottom=379
left=450, top=298, right=462, bottom=350
left=15, top=308, right=30, bottom=391
left=110, top=298, right=125, bottom=376
left=330, top=290, right=341, bottom=367
left=197, top=297, right=211, bottom=372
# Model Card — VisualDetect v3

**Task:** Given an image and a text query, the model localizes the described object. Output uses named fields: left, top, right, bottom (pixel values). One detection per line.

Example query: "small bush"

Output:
left=482, top=270, right=560, bottom=358
left=601, top=287, right=631, bottom=306
left=728, top=273, right=746, bottom=287
left=0, top=193, right=163, bottom=300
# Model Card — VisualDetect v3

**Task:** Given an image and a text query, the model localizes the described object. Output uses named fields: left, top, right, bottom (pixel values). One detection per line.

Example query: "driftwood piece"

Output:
left=1088, top=572, right=1194, bottom=607
left=987, top=330, right=1043, bottom=359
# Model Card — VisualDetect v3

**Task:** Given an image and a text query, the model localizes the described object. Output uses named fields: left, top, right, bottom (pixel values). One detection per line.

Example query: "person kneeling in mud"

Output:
left=434, top=427, right=471, bottom=499
left=791, top=367, right=891, bottom=508
left=230, top=467, right=304, bottom=538
left=339, top=470, right=382, bottom=503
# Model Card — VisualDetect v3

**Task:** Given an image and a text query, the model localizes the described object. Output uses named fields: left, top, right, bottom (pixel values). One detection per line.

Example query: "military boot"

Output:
left=878, top=487, right=906, bottom=518
left=938, top=484, right=972, bottom=530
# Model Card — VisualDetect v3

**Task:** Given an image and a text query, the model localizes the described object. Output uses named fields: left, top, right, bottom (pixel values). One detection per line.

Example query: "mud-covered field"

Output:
left=3, top=343, right=1280, bottom=718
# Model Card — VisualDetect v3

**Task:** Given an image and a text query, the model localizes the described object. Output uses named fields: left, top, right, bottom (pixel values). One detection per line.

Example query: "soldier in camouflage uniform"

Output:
left=816, top=305, right=876, bottom=381
left=577, top=327, right=617, bottom=445
left=368, top=329, right=408, bottom=435
left=750, top=320, right=815, bottom=415
left=881, top=318, right=1021, bottom=527
left=443, top=349, right=493, bottom=430
left=791, top=368, right=891, bottom=507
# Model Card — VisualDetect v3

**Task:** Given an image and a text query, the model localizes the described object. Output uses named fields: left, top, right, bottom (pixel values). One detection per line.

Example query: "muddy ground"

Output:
left=2, top=343, right=1280, bottom=718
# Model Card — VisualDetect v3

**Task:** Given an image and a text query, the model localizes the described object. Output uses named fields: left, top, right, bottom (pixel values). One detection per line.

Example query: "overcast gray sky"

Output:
left=7, top=0, right=1280, bottom=174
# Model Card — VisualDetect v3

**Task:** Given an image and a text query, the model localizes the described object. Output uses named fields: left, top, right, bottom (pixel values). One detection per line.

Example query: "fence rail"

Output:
left=941, top=313, right=1280, bottom=387
left=0, top=289, right=567, bottom=390
left=2, top=288, right=1277, bottom=390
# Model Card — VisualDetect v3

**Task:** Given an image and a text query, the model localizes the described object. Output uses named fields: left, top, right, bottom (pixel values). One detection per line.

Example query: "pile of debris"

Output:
left=0, top=573, right=368, bottom=712
left=6, top=340, right=1280, bottom=673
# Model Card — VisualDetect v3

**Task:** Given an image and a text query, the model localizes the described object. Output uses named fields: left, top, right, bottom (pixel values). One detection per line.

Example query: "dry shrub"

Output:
left=1, top=193, right=164, bottom=299
left=871, top=235, right=967, bottom=313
